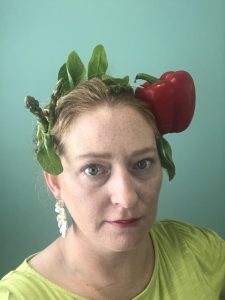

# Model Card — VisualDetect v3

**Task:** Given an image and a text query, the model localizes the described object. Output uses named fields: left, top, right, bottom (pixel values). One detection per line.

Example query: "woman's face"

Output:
left=50, top=105, right=162, bottom=252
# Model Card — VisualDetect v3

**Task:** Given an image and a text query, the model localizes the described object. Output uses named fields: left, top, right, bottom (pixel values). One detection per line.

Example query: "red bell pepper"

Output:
left=135, top=71, right=196, bottom=135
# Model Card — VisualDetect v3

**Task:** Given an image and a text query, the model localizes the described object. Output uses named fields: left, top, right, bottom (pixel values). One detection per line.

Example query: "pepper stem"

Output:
left=135, top=73, right=159, bottom=84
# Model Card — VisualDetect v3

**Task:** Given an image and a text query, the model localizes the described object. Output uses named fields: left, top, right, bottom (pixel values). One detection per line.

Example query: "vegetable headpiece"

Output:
left=25, top=44, right=195, bottom=180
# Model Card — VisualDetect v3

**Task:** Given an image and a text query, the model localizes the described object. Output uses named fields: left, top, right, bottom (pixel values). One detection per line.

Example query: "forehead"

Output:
left=63, top=105, right=156, bottom=157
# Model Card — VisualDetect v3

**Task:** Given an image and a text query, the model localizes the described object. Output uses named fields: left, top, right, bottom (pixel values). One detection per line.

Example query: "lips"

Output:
left=106, top=217, right=141, bottom=228
left=113, top=219, right=139, bottom=224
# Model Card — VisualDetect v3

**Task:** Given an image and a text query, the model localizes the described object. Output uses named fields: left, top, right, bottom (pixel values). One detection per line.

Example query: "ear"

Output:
left=43, top=172, right=61, bottom=199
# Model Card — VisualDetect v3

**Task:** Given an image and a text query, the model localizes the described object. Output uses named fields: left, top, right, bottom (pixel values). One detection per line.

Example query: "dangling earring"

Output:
left=55, top=200, right=68, bottom=238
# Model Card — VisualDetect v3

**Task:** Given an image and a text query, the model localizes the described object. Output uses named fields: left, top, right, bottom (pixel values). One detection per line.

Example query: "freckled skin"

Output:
left=50, top=105, right=162, bottom=253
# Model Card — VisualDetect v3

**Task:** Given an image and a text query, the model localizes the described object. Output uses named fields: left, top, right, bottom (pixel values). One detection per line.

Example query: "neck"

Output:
left=58, top=225, right=155, bottom=297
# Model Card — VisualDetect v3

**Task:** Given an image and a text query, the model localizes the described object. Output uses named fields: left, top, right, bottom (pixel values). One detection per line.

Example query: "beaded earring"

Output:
left=55, top=200, right=68, bottom=238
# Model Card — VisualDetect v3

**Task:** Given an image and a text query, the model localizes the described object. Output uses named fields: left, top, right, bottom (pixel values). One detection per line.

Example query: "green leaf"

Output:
left=36, top=134, right=63, bottom=175
left=102, top=74, right=129, bottom=85
left=102, top=75, right=131, bottom=94
left=58, top=63, right=71, bottom=95
left=157, top=137, right=175, bottom=180
left=88, top=44, right=108, bottom=79
left=66, top=51, right=86, bottom=89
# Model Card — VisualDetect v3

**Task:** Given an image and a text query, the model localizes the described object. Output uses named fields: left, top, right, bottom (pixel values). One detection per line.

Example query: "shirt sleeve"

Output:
left=172, top=220, right=225, bottom=297
left=0, top=287, right=14, bottom=300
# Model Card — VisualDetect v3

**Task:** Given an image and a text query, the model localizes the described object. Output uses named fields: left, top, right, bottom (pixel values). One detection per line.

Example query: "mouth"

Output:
left=106, top=217, right=141, bottom=228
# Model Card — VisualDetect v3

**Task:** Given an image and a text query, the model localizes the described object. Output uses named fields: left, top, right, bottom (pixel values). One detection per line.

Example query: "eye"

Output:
left=134, top=159, right=152, bottom=170
left=84, top=164, right=105, bottom=177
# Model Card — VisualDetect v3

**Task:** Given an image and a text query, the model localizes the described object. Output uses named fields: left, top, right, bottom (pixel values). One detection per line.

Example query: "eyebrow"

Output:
left=76, top=147, right=157, bottom=160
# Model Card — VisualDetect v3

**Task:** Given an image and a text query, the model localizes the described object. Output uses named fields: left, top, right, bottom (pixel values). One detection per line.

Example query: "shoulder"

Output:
left=151, top=219, right=225, bottom=267
left=151, top=220, right=225, bottom=280
left=151, top=220, right=225, bottom=293
left=152, top=219, right=224, bottom=245
left=0, top=255, right=56, bottom=300
left=0, top=255, right=83, bottom=300
left=0, top=256, right=38, bottom=300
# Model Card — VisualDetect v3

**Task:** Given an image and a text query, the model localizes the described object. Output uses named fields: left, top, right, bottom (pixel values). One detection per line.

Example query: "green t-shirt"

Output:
left=1, top=220, right=225, bottom=300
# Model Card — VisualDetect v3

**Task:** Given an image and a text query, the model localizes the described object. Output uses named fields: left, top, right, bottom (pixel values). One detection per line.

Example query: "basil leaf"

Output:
left=88, top=44, right=108, bottom=79
left=157, top=137, right=175, bottom=180
left=36, top=134, right=63, bottom=175
left=102, top=75, right=129, bottom=85
left=58, top=63, right=71, bottom=95
left=66, top=51, right=86, bottom=89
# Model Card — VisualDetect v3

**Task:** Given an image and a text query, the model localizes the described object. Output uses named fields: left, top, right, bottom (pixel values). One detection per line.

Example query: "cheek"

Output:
left=139, top=173, right=162, bottom=213
left=143, top=175, right=162, bottom=220
left=153, top=164, right=163, bottom=191
left=142, top=168, right=162, bottom=196
left=61, top=179, right=107, bottom=222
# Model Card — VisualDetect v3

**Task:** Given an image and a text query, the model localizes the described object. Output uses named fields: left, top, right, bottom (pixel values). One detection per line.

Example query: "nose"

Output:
left=109, top=168, right=139, bottom=208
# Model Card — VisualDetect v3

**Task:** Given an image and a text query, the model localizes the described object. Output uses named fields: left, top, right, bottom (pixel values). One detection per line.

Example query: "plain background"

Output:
left=0, top=0, right=224, bottom=277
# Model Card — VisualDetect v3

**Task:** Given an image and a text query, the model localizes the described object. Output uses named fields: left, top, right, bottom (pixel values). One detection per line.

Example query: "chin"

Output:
left=103, top=224, right=150, bottom=253
left=110, top=235, right=148, bottom=253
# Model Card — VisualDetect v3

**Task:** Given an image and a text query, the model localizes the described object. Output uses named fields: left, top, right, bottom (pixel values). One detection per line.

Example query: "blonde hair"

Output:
left=51, top=78, right=159, bottom=155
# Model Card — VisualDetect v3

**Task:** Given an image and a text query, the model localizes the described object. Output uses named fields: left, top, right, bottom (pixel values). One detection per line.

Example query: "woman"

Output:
left=0, top=45, right=224, bottom=299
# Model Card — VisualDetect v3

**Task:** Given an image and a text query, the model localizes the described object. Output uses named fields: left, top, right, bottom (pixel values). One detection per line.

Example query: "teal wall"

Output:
left=1, top=0, right=224, bottom=277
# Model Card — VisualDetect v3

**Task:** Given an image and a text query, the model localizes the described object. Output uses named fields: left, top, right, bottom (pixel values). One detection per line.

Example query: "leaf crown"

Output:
left=25, top=44, right=175, bottom=180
